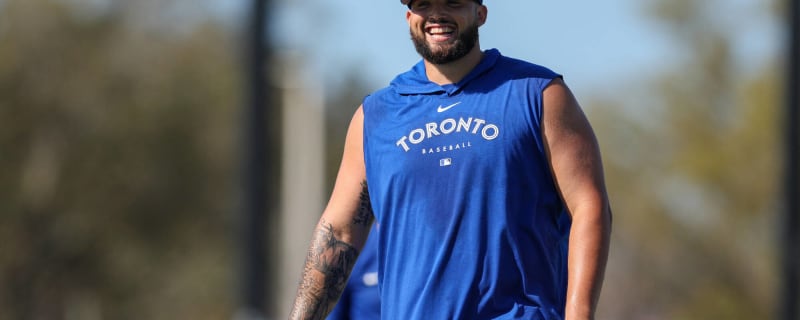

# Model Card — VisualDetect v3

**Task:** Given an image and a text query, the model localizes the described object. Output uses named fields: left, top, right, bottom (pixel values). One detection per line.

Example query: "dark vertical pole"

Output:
left=237, top=0, right=270, bottom=319
left=781, top=0, right=799, bottom=319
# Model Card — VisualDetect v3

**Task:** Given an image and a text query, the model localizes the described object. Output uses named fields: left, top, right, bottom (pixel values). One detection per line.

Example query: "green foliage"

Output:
left=0, top=0, right=241, bottom=318
left=591, top=0, right=781, bottom=318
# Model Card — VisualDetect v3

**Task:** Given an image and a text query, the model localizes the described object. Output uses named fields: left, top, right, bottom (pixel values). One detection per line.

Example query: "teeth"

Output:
left=429, top=27, right=454, bottom=34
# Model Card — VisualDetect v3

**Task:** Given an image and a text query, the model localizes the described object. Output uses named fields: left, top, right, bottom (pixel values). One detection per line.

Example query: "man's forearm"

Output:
left=565, top=205, right=612, bottom=320
left=289, top=220, right=359, bottom=320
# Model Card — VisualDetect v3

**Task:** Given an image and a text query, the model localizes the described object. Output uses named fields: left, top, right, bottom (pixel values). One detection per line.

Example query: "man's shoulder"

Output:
left=494, top=54, right=561, bottom=80
left=361, top=85, right=400, bottom=116
left=363, top=85, right=394, bottom=104
left=369, top=85, right=396, bottom=97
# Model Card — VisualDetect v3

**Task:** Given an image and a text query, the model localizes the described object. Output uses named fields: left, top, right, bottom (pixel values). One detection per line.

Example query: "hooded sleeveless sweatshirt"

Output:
left=362, top=49, right=571, bottom=320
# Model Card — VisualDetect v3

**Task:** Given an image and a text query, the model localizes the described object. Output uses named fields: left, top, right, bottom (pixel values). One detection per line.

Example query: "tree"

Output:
left=0, top=0, right=242, bottom=318
left=591, top=0, right=781, bottom=318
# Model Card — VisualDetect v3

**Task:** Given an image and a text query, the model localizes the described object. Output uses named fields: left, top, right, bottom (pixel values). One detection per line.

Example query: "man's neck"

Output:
left=424, top=47, right=484, bottom=85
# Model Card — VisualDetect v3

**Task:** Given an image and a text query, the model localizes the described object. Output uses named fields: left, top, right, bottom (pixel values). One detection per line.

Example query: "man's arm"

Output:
left=542, top=78, right=612, bottom=320
left=290, top=106, right=374, bottom=320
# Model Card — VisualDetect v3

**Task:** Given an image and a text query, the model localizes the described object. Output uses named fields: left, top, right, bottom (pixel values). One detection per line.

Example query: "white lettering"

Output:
left=409, top=129, right=425, bottom=144
left=395, top=117, right=500, bottom=152
left=426, top=122, right=440, bottom=138
left=482, top=124, right=500, bottom=140
left=396, top=136, right=410, bottom=152
left=440, top=119, right=457, bottom=134
left=457, top=117, right=472, bottom=133
left=471, top=119, right=486, bottom=134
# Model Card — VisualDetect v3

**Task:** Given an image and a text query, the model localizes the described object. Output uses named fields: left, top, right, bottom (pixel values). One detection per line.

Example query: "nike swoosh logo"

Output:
left=437, top=101, right=462, bottom=113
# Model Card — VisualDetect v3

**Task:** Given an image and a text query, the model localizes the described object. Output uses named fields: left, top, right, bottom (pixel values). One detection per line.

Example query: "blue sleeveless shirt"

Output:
left=362, top=49, right=571, bottom=320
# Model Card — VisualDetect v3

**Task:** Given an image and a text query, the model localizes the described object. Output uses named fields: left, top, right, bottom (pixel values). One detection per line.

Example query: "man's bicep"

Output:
left=541, top=79, right=608, bottom=217
left=321, top=105, right=373, bottom=248
left=290, top=106, right=369, bottom=320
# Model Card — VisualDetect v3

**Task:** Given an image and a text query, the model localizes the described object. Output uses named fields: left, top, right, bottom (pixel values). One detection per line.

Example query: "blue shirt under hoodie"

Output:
left=362, top=49, right=571, bottom=320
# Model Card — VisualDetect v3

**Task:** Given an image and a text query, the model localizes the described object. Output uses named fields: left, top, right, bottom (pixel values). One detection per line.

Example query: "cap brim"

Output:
left=402, top=0, right=482, bottom=5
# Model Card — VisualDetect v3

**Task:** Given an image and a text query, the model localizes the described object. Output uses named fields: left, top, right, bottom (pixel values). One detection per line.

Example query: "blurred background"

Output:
left=0, top=0, right=795, bottom=319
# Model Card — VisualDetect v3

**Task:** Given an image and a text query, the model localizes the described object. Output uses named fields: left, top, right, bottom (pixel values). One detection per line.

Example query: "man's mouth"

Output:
left=426, top=25, right=455, bottom=41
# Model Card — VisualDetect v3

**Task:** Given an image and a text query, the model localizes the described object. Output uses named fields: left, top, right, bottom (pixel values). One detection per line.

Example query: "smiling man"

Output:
left=289, top=1, right=612, bottom=319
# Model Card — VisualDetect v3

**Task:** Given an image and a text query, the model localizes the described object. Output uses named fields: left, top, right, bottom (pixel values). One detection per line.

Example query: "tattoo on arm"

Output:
left=290, top=220, right=359, bottom=320
left=352, top=180, right=374, bottom=227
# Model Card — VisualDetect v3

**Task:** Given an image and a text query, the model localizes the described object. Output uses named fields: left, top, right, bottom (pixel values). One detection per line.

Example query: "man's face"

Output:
left=406, top=0, right=486, bottom=65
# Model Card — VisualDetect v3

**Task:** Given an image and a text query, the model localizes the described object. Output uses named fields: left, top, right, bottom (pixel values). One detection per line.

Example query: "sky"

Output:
left=214, top=0, right=781, bottom=99
left=269, top=0, right=672, bottom=96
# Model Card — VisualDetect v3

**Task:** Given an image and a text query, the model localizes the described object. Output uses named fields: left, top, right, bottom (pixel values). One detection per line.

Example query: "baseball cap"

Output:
left=401, top=0, right=483, bottom=5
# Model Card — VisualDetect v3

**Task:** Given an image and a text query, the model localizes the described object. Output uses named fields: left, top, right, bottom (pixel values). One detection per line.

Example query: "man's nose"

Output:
left=426, top=5, right=451, bottom=20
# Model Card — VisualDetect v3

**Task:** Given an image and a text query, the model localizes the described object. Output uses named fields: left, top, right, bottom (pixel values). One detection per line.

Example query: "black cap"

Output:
left=401, top=0, right=483, bottom=5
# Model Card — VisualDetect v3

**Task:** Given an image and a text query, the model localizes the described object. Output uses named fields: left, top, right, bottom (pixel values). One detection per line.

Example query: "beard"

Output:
left=411, top=19, right=480, bottom=65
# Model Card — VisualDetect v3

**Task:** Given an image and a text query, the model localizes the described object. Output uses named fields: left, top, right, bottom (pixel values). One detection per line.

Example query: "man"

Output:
left=290, top=0, right=611, bottom=319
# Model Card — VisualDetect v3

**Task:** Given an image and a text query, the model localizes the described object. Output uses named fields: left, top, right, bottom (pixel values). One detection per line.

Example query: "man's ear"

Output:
left=477, top=5, right=487, bottom=26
